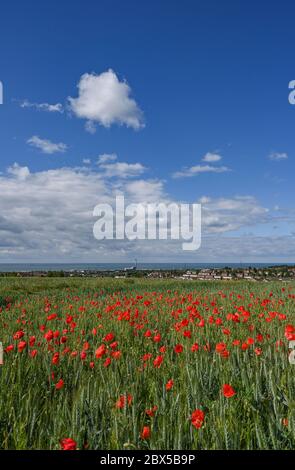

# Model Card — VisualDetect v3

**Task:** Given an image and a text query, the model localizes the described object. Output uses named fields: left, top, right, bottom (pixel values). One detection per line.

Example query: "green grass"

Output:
left=0, top=277, right=294, bottom=450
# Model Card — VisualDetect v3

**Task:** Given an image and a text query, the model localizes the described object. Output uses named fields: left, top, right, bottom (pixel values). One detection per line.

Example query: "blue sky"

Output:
left=0, top=0, right=295, bottom=263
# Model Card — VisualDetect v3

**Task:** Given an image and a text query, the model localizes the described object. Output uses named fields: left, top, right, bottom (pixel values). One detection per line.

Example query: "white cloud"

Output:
left=7, top=163, right=30, bottom=181
left=95, top=154, right=146, bottom=178
left=82, top=158, right=91, bottom=165
left=202, top=152, right=222, bottom=163
left=20, top=100, right=63, bottom=113
left=97, top=153, right=118, bottom=164
left=85, top=120, right=97, bottom=134
left=27, top=135, right=68, bottom=154
left=200, top=195, right=269, bottom=233
left=0, top=163, right=282, bottom=262
left=99, top=161, right=147, bottom=178
left=268, top=152, right=288, bottom=161
left=125, top=179, right=166, bottom=202
left=68, top=69, right=144, bottom=131
left=172, top=164, right=231, bottom=178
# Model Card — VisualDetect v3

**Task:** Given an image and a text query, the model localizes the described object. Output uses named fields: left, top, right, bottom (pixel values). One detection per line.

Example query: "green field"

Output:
left=0, top=277, right=294, bottom=450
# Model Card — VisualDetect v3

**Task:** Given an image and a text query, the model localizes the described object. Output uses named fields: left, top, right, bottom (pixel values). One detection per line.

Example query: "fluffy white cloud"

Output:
left=27, top=136, right=68, bottom=154
left=20, top=100, right=63, bottom=113
left=0, top=163, right=283, bottom=262
left=99, top=161, right=147, bottom=178
left=125, top=179, right=166, bottom=202
left=202, top=152, right=222, bottom=163
left=7, top=163, right=30, bottom=181
left=268, top=152, right=288, bottom=161
left=200, top=196, right=269, bottom=233
left=172, top=164, right=231, bottom=178
left=68, top=69, right=144, bottom=131
left=96, top=154, right=146, bottom=178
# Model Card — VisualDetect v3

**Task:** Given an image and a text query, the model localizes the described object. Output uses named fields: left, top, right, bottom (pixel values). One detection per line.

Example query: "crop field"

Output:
left=0, top=277, right=294, bottom=450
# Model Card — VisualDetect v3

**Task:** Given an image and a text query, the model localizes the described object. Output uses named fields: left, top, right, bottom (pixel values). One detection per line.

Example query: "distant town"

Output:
left=1, top=265, right=295, bottom=281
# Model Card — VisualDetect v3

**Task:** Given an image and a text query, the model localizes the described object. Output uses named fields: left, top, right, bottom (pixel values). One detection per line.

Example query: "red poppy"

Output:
left=44, top=330, right=54, bottom=342
left=153, top=333, right=161, bottom=343
left=13, top=330, right=24, bottom=340
left=83, top=341, right=90, bottom=350
left=52, top=352, right=60, bottom=365
left=18, top=340, right=27, bottom=352
left=60, top=438, right=77, bottom=450
left=174, top=344, right=183, bottom=354
left=103, top=333, right=115, bottom=342
left=103, top=357, right=111, bottom=367
left=29, top=336, right=36, bottom=347
left=215, top=342, right=226, bottom=353
left=222, top=384, right=236, bottom=398
left=140, top=426, right=151, bottom=440
left=55, top=379, right=64, bottom=390
left=285, top=325, right=295, bottom=341
left=191, top=409, right=205, bottom=429
left=166, top=379, right=174, bottom=390
left=146, top=405, right=158, bottom=417
left=80, top=351, right=87, bottom=361
left=95, top=344, right=106, bottom=359
left=47, top=313, right=57, bottom=321
left=153, top=355, right=164, bottom=368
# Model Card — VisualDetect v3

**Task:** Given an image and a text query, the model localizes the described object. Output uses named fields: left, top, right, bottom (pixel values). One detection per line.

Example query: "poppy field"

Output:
left=0, top=277, right=294, bottom=450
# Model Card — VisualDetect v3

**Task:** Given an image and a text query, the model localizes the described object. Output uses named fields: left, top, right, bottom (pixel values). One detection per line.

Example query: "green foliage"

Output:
left=0, top=277, right=294, bottom=450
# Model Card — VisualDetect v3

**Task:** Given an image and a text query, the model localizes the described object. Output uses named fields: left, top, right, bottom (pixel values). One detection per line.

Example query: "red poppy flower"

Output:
left=127, top=394, right=133, bottom=405
left=166, top=379, right=174, bottom=390
left=146, top=405, right=158, bottom=417
left=285, top=325, right=295, bottom=341
left=52, top=352, right=60, bottom=365
left=191, top=409, right=205, bottom=429
left=18, top=340, right=27, bottom=352
left=153, top=355, right=164, bottom=368
left=60, top=438, right=77, bottom=450
left=13, top=330, right=24, bottom=340
left=222, top=384, right=236, bottom=398
left=215, top=342, right=226, bottom=353
left=83, top=341, right=90, bottom=350
left=29, top=336, right=36, bottom=347
left=153, top=333, right=161, bottom=343
left=140, top=426, right=151, bottom=439
left=80, top=351, right=87, bottom=361
left=174, top=344, right=183, bottom=354
left=103, top=357, right=111, bottom=367
left=103, top=333, right=115, bottom=342
left=47, top=313, right=57, bottom=321
left=95, top=344, right=106, bottom=359
left=55, top=379, right=64, bottom=390
left=44, top=330, right=54, bottom=342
